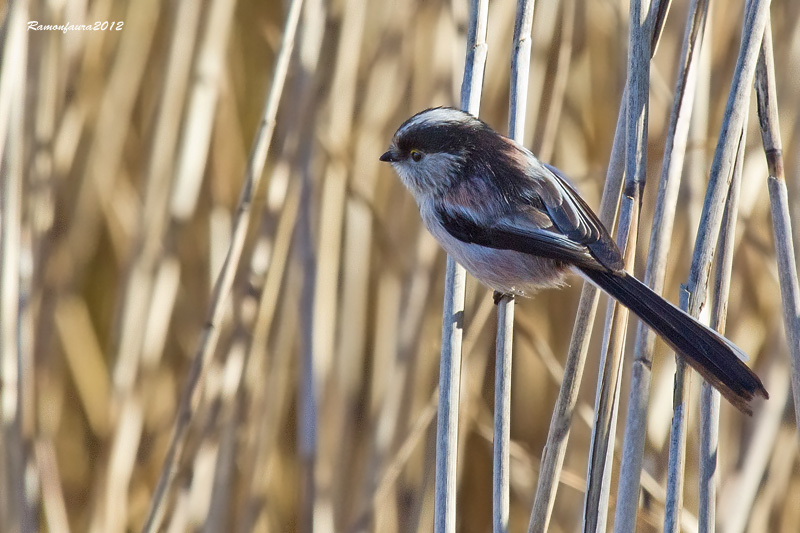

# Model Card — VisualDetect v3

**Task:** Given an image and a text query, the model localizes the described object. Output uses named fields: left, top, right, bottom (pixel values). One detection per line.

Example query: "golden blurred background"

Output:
left=1, top=0, right=799, bottom=531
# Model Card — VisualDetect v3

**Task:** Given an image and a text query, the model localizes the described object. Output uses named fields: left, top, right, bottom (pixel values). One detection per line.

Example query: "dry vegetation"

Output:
left=1, top=0, right=800, bottom=531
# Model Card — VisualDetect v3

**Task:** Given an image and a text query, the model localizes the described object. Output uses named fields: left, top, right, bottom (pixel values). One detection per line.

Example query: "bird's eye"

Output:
left=410, top=149, right=423, bottom=162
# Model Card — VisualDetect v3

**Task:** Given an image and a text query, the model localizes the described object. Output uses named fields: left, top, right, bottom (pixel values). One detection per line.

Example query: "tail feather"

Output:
left=580, top=268, right=768, bottom=414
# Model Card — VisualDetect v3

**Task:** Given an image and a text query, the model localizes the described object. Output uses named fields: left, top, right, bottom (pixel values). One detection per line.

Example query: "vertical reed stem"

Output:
left=615, top=2, right=709, bottom=530
left=583, top=0, right=651, bottom=529
left=435, top=1, right=489, bottom=531
left=490, top=3, right=535, bottom=531
left=1, top=1, right=30, bottom=530
left=755, top=17, right=800, bottom=440
left=665, top=0, right=771, bottom=527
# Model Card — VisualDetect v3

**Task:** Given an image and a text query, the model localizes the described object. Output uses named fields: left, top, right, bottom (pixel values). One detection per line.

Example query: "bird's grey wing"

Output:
left=433, top=150, right=622, bottom=270
left=435, top=201, right=598, bottom=268
left=531, top=163, right=623, bottom=271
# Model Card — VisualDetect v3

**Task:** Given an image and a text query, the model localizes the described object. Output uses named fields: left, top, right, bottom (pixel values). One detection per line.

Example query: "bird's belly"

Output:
left=423, top=215, right=567, bottom=296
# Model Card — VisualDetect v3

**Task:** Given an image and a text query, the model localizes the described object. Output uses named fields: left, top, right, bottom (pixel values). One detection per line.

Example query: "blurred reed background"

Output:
left=1, top=0, right=799, bottom=531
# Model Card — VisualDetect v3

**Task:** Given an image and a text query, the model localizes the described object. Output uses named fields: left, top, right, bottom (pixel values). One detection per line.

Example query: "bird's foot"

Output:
left=493, top=291, right=515, bottom=305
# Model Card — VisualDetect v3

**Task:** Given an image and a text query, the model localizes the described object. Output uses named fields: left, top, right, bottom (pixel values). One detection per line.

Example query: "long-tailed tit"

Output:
left=380, top=106, right=767, bottom=414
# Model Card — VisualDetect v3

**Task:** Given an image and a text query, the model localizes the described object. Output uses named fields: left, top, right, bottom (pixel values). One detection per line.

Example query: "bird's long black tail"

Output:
left=580, top=268, right=768, bottom=414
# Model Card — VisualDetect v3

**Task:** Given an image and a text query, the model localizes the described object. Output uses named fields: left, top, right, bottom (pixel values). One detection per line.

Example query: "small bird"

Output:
left=380, top=106, right=768, bottom=414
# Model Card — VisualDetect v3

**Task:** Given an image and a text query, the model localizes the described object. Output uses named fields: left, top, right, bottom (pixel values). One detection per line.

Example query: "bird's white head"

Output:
left=380, top=107, right=481, bottom=197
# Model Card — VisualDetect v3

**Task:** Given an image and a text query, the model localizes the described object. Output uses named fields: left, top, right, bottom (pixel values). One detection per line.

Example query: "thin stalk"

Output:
left=755, top=17, right=800, bottom=439
left=665, top=0, right=772, bottom=527
left=434, top=256, right=467, bottom=533
left=528, top=2, right=671, bottom=527
left=492, top=2, right=535, bottom=530
left=493, top=295, right=514, bottom=533
left=291, top=3, right=327, bottom=532
left=697, top=383, right=720, bottom=531
left=509, top=0, right=535, bottom=143
left=26, top=14, right=62, bottom=529
left=528, top=78, right=623, bottom=533
left=538, top=0, right=575, bottom=163
left=583, top=196, right=639, bottom=533
left=698, top=107, right=748, bottom=533
left=615, top=1, right=709, bottom=531
left=582, top=0, right=651, bottom=529
left=1, top=1, right=30, bottom=530
left=434, top=1, right=489, bottom=531
left=684, top=0, right=770, bottom=313
left=140, top=1, right=305, bottom=531
left=523, top=0, right=560, bottom=148
left=662, top=290, right=692, bottom=533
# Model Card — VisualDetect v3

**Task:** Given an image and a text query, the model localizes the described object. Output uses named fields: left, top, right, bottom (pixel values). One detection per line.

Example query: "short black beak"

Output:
left=380, top=150, right=399, bottom=163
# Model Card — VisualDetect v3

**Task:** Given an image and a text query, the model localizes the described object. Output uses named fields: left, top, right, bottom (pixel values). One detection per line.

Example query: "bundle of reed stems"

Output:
left=1, top=0, right=799, bottom=531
